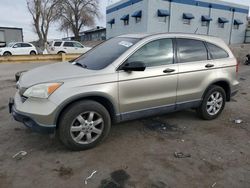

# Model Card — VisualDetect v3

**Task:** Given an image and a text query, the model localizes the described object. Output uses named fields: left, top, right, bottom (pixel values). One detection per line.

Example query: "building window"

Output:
left=183, top=13, right=194, bottom=25
left=159, top=17, right=167, bottom=23
left=157, top=9, right=170, bottom=23
left=121, top=14, right=129, bottom=26
left=218, top=17, right=229, bottom=29
left=234, top=24, right=239, bottom=29
left=234, top=19, right=243, bottom=30
left=135, top=17, right=141, bottom=23
left=124, top=20, right=129, bottom=25
left=201, top=15, right=212, bottom=27
left=132, top=10, right=142, bottom=23
left=201, top=21, right=209, bottom=27
left=219, top=23, right=225, bottom=28
left=183, top=19, right=191, bottom=25
left=107, top=19, right=115, bottom=29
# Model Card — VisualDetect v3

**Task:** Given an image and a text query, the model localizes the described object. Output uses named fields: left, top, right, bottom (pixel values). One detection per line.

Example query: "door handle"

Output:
left=205, top=64, right=214, bottom=68
left=163, top=68, right=175, bottom=73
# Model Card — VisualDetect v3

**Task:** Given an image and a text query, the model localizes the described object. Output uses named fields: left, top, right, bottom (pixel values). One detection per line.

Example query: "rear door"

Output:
left=118, top=38, right=178, bottom=120
left=63, top=42, right=74, bottom=53
left=175, top=38, right=215, bottom=108
left=21, top=43, right=32, bottom=54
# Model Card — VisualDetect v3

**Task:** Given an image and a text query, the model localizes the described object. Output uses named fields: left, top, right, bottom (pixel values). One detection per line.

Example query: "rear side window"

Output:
left=54, top=42, right=62, bottom=47
left=63, top=42, right=73, bottom=47
left=177, top=39, right=208, bottom=63
left=21, top=43, right=32, bottom=47
left=206, top=43, right=229, bottom=59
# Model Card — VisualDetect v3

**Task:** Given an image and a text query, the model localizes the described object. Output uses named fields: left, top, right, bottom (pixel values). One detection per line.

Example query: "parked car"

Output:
left=48, top=40, right=91, bottom=54
left=245, top=54, right=250, bottom=65
left=0, top=42, right=37, bottom=56
left=9, top=33, right=239, bottom=150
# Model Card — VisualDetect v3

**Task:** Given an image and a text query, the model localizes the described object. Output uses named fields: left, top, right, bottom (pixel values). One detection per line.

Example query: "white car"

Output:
left=48, top=41, right=91, bottom=54
left=0, top=42, right=37, bottom=56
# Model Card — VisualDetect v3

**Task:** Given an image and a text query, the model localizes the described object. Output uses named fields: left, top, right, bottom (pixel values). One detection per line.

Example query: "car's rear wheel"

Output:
left=30, top=51, right=36, bottom=55
left=197, top=85, right=226, bottom=120
left=58, top=51, right=65, bottom=54
left=58, top=100, right=111, bottom=150
left=3, top=52, right=11, bottom=56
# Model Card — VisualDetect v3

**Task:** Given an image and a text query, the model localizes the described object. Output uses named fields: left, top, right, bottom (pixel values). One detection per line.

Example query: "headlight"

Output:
left=23, top=83, right=63, bottom=98
left=0, top=49, right=2, bottom=52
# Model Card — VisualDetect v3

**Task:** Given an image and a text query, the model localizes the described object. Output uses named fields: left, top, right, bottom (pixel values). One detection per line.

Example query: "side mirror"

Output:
left=13, top=45, right=18, bottom=48
left=122, top=61, right=146, bottom=72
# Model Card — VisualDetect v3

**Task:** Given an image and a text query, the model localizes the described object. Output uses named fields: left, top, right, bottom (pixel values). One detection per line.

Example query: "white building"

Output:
left=106, top=0, right=249, bottom=44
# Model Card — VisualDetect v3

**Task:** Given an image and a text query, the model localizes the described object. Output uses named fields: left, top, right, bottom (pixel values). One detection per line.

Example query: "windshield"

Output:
left=7, top=42, right=15, bottom=47
left=74, top=37, right=140, bottom=70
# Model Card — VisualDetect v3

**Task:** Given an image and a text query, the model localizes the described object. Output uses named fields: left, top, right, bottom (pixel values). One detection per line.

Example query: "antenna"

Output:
left=194, top=27, right=199, bottom=34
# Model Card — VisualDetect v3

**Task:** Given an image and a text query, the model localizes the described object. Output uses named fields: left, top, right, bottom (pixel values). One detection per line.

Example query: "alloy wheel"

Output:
left=70, top=111, right=104, bottom=144
left=206, top=91, right=223, bottom=116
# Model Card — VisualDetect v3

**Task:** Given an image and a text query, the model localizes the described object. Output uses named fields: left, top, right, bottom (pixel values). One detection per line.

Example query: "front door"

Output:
left=12, top=43, right=23, bottom=55
left=118, top=38, right=178, bottom=120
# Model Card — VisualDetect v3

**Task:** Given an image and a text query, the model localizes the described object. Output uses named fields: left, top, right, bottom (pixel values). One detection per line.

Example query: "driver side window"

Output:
left=127, top=38, right=173, bottom=67
left=13, top=43, right=21, bottom=48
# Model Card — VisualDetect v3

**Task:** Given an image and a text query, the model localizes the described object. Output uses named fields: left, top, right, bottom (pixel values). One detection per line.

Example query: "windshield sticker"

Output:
left=119, top=41, right=133, bottom=48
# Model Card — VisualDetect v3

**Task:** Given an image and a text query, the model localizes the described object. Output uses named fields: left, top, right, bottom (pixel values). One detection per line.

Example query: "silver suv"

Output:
left=9, top=33, right=239, bottom=150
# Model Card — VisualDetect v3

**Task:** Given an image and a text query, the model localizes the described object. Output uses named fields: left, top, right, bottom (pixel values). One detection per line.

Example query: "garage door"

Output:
left=0, top=30, right=5, bottom=42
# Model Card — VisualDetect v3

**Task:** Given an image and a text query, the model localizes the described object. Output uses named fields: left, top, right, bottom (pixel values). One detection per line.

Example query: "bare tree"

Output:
left=27, top=0, right=60, bottom=50
left=58, top=0, right=100, bottom=41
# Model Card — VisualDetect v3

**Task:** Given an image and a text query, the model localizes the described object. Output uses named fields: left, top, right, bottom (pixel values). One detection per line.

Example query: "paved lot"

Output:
left=0, top=62, right=250, bottom=188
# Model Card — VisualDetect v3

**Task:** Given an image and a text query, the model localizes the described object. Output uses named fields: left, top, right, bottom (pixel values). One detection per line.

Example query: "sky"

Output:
left=0, top=0, right=249, bottom=42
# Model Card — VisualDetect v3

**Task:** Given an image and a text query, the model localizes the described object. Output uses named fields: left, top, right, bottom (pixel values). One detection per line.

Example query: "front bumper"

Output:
left=9, top=97, right=56, bottom=134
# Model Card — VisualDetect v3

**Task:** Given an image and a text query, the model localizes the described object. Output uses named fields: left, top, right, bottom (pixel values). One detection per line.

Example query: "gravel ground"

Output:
left=0, top=62, right=249, bottom=188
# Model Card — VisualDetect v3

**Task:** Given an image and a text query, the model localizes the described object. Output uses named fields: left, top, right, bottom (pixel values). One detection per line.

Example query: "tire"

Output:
left=30, top=51, right=36, bottom=55
left=58, top=100, right=111, bottom=151
left=197, top=85, right=226, bottom=120
left=3, top=52, right=11, bottom=56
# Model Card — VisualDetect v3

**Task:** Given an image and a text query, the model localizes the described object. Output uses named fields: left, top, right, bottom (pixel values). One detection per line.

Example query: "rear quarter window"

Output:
left=54, top=42, right=62, bottom=47
left=206, top=43, right=229, bottom=59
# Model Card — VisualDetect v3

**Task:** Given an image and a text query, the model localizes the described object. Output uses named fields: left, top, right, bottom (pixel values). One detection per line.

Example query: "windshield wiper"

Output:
left=72, top=62, right=87, bottom=68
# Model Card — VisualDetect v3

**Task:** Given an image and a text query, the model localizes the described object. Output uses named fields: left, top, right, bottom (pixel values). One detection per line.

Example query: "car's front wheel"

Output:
left=58, top=100, right=111, bottom=150
left=197, top=85, right=226, bottom=120
left=3, top=52, right=11, bottom=56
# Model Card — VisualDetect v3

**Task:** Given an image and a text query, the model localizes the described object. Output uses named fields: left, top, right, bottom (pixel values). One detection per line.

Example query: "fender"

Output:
left=54, top=92, right=119, bottom=126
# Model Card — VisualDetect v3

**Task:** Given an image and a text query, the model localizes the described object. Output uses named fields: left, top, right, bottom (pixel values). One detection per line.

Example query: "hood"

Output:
left=0, top=47, right=12, bottom=51
left=19, top=62, right=102, bottom=88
